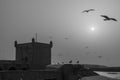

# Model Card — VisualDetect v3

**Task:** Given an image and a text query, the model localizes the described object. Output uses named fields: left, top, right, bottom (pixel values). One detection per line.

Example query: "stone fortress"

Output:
left=0, top=38, right=52, bottom=70
left=0, top=38, right=101, bottom=80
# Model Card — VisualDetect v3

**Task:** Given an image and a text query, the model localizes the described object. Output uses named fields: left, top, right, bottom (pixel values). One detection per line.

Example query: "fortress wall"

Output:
left=0, top=70, right=57, bottom=80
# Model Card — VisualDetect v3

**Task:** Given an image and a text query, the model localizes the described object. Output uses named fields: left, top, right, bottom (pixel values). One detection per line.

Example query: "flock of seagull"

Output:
left=82, top=9, right=118, bottom=21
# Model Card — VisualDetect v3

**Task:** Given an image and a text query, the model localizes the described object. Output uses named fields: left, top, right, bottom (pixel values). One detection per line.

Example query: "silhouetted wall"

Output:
left=0, top=70, right=57, bottom=80
left=58, top=64, right=98, bottom=80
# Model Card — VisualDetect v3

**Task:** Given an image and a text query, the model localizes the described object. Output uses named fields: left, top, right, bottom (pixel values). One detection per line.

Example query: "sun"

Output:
left=91, top=27, right=95, bottom=31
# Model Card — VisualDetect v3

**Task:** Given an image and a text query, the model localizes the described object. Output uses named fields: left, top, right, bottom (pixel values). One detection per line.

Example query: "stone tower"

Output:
left=14, top=38, right=53, bottom=69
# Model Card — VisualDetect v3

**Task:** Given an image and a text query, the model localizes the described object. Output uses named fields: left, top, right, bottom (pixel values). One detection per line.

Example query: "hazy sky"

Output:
left=0, top=0, right=120, bottom=66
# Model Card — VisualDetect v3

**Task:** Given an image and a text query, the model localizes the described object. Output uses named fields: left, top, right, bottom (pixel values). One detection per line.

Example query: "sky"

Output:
left=0, top=0, right=120, bottom=66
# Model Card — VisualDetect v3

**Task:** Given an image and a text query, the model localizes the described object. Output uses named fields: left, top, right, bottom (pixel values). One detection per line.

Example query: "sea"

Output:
left=94, top=71, right=120, bottom=79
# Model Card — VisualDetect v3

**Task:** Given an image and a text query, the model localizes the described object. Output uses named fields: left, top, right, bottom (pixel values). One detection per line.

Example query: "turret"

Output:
left=14, top=40, right=17, bottom=47
left=50, top=41, right=53, bottom=48
left=32, top=38, right=35, bottom=43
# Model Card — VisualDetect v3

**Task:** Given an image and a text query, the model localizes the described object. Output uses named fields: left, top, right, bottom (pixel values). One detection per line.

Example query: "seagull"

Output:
left=69, top=60, right=72, bottom=63
left=64, top=37, right=69, bottom=40
left=85, top=46, right=88, bottom=48
left=82, top=9, right=95, bottom=13
left=98, top=56, right=102, bottom=58
left=101, top=15, right=117, bottom=21
left=76, top=61, right=79, bottom=64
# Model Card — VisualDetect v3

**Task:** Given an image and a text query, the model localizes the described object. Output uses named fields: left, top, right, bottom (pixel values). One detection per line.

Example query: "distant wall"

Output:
left=0, top=64, right=99, bottom=80
left=58, top=64, right=98, bottom=80
left=0, top=70, right=57, bottom=80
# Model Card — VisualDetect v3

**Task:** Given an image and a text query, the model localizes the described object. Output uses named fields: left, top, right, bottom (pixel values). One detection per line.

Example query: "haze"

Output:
left=0, top=0, right=120, bottom=66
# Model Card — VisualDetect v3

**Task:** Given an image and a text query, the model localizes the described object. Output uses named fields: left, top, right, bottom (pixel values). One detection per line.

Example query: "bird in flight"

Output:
left=64, top=37, right=69, bottom=40
left=98, top=56, right=102, bottom=59
left=85, top=46, right=88, bottom=48
left=101, top=15, right=117, bottom=21
left=76, top=60, right=79, bottom=64
left=69, top=60, right=72, bottom=63
left=82, top=9, right=95, bottom=13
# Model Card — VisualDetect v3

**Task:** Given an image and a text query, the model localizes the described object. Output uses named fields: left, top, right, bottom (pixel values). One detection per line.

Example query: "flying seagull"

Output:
left=76, top=60, right=79, bottom=64
left=69, top=60, right=72, bottom=63
left=98, top=56, right=102, bottom=59
left=82, top=9, right=95, bottom=13
left=64, top=37, right=69, bottom=40
left=85, top=46, right=88, bottom=48
left=101, top=15, right=117, bottom=21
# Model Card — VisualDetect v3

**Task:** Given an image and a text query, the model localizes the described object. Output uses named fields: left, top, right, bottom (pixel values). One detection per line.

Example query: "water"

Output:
left=94, top=71, right=120, bottom=79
